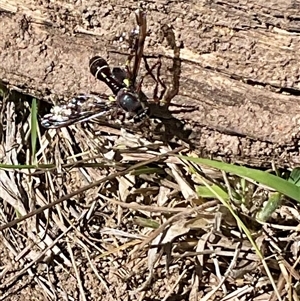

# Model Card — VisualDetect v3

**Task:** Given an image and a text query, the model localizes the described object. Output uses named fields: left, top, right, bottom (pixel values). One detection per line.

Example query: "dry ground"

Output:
left=1, top=1, right=300, bottom=301
left=0, top=87, right=299, bottom=301
left=1, top=0, right=300, bottom=166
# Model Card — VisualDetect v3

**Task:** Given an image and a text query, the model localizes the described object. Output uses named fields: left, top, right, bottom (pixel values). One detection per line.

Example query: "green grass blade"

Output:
left=289, top=167, right=300, bottom=186
left=196, top=184, right=229, bottom=200
left=195, top=173, right=282, bottom=301
left=256, top=192, right=283, bottom=222
left=0, top=163, right=56, bottom=169
left=30, top=98, right=38, bottom=165
left=180, top=156, right=300, bottom=202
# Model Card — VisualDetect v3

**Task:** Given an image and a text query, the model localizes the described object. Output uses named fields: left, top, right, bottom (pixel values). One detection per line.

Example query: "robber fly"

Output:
left=41, top=9, right=148, bottom=129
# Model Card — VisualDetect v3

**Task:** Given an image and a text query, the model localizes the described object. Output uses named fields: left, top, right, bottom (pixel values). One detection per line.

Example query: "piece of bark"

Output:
left=0, top=0, right=300, bottom=167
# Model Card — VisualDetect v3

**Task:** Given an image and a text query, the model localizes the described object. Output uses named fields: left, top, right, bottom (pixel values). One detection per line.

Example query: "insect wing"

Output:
left=41, top=94, right=113, bottom=129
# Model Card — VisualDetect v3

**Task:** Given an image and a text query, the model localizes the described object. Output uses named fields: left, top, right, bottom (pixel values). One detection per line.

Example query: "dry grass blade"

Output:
left=1, top=84, right=299, bottom=300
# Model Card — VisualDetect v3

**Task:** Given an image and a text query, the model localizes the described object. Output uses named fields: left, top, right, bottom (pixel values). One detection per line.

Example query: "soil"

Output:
left=0, top=0, right=300, bottom=299
left=0, top=0, right=300, bottom=167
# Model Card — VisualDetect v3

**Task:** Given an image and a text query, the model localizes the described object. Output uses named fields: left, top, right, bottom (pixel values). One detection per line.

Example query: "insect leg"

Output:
left=131, top=9, right=147, bottom=87
left=136, top=57, right=163, bottom=102
left=160, top=24, right=181, bottom=106
left=124, top=9, right=147, bottom=87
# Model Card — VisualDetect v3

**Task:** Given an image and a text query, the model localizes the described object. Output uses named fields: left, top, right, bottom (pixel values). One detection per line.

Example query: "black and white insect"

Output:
left=41, top=9, right=148, bottom=129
